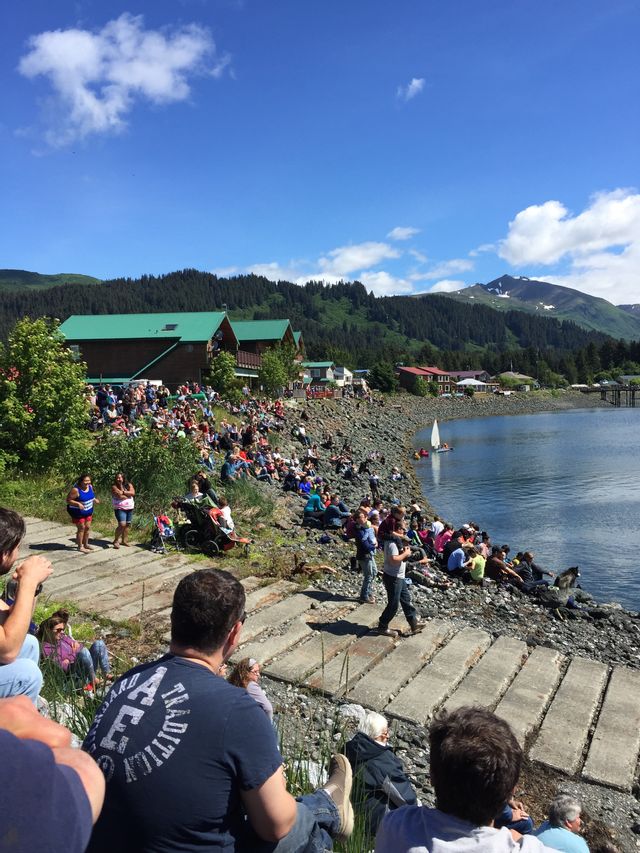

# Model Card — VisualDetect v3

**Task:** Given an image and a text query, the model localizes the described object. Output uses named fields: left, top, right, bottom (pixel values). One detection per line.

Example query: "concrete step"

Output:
left=150, top=576, right=262, bottom=625
left=306, top=632, right=396, bottom=696
left=266, top=603, right=380, bottom=684
left=347, top=620, right=453, bottom=711
left=236, top=598, right=349, bottom=665
left=47, top=550, right=166, bottom=597
left=243, top=581, right=299, bottom=614
left=104, top=566, right=196, bottom=620
left=530, top=657, right=609, bottom=775
left=386, top=627, right=492, bottom=724
left=69, top=554, right=187, bottom=607
left=240, top=589, right=336, bottom=645
left=582, top=666, right=640, bottom=792
left=494, top=646, right=565, bottom=746
left=443, top=635, right=528, bottom=714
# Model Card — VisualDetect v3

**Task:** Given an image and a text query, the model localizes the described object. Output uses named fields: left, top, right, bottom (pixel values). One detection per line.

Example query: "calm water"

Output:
left=413, top=408, right=640, bottom=609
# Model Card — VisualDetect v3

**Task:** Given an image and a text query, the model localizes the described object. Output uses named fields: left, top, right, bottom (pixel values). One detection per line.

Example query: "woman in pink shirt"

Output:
left=435, top=523, right=454, bottom=554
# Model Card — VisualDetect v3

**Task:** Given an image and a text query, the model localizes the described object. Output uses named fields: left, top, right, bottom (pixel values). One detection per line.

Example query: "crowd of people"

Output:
left=0, top=511, right=597, bottom=850
left=0, top=381, right=600, bottom=851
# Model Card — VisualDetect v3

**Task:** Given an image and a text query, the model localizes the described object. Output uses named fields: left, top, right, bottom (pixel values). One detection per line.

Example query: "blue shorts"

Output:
left=114, top=508, right=133, bottom=524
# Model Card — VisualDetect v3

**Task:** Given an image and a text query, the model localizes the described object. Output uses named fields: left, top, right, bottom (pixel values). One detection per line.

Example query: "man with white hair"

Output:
left=534, top=795, right=589, bottom=852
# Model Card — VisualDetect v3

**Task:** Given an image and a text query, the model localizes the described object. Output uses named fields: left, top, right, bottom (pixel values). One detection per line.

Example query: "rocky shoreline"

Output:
left=266, top=389, right=638, bottom=850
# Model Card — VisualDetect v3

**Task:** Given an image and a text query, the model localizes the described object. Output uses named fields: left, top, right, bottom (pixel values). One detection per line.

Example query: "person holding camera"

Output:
left=0, top=507, right=53, bottom=703
left=377, top=519, right=425, bottom=638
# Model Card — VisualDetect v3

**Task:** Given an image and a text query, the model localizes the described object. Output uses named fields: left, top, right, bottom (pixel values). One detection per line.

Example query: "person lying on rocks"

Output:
left=375, top=706, right=554, bottom=853
left=345, top=711, right=418, bottom=837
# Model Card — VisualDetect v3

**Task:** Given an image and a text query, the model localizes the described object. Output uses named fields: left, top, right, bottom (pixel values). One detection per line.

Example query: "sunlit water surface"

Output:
left=413, top=408, right=640, bottom=609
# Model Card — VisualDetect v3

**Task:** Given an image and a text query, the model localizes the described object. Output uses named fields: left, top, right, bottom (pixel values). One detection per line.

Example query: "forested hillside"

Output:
left=0, top=269, right=638, bottom=382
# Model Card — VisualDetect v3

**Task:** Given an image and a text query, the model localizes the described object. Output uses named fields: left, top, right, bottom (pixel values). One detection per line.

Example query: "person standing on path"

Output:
left=355, top=509, right=378, bottom=604
left=111, top=473, right=135, bottom=549
left=67, top=474, right=100, bottom=553
left=377, top=526, right=425, bottom=638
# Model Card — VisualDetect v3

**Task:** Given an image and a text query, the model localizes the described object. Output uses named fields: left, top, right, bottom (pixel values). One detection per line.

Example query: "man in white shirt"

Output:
left=377, top=526, right=425, bottom=638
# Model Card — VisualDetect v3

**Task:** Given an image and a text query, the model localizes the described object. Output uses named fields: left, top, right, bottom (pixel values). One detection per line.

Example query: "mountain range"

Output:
left=0, top=269, right=100, bottom=293
left=439, top=275, right=640, bottom=341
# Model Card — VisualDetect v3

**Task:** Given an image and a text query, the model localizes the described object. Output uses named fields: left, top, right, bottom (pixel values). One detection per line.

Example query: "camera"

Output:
left=2, top=579, right=44, bottom=602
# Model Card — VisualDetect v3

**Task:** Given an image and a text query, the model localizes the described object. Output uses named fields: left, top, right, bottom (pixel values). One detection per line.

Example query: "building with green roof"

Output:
left=59, top=311, right=238, bottom=387
left=230, top=319, right=296, bottom=353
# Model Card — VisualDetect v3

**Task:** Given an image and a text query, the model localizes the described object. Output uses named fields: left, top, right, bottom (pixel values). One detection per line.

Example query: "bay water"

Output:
left=413, top=407, right=640, bottom=610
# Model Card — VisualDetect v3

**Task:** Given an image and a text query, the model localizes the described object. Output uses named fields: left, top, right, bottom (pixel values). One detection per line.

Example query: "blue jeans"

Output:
left=70, top=641, right=110, bottom=684
left=251, top=789, right=339, bottom=852
left=0, top=633, right=42, bottom=703
left=358, top=554, right=377, bottom=601
left=379, top=574, right=417, bottom=629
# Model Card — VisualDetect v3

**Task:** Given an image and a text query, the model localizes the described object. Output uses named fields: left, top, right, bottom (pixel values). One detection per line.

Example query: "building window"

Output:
left=69, top=345, right=80, bottom=360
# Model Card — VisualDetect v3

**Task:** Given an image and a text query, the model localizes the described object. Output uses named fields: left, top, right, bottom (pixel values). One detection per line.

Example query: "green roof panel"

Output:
left=231, top=319, right=291, bottom=342
left=301, top=361, right=334, bottom=368
left=60, top=312, right=227, bottom=342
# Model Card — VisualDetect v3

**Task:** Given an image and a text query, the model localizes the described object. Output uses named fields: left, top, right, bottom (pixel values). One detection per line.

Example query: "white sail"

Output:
left=431, top=419, right=440, bottom=449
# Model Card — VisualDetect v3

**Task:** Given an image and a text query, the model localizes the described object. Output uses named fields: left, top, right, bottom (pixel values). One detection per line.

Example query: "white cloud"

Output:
left=211, top=265, right=240, bottom=277
left=397, top=77, right=425, bottom=102
left=430, top=279, right=467, bottom=293
left=248, top=262, right=303, bottom=282
left=387, top=226, right=420, bottom=241
left=318, top=241, right=400, bottom=276
left=469, top=243, right=496, bottom=257
left=18, top=13, right=224, bottom=145
left=498, top=189, right=640, bottom=303
left=417, top=258, right=474, bottom=280
left=409, top=249, right=429, bottom=263
left=358, top=270, right=413, bottom=296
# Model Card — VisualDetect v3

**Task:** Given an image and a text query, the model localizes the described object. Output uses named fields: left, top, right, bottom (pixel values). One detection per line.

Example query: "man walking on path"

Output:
left=378, top=525, right=425, bottom=638
left=355, top=509, right=377, bottom=604
left=84, top=569, right=354, bottom=852
left=0, top=508, right=53, bottom=703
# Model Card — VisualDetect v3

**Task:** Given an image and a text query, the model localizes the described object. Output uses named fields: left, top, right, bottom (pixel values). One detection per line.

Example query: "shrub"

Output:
left=412, top=377, right=428, bottom=397
left=61, top=431, right=201, bottom=516
left=0, top=318, right=88, bottom=471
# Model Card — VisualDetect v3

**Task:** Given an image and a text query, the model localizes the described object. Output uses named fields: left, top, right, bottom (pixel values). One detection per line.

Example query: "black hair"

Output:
left=0, top=508, right=26, bottom=562
left=171, top=569, right=245, bottom=653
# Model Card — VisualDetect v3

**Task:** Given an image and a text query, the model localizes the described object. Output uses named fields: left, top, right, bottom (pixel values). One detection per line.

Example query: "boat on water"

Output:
left=431, top=418, right=453, bottom=453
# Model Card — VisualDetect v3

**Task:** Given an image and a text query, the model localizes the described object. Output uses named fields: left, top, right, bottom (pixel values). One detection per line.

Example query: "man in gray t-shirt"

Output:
left=378, top=529, right=425, bottom=637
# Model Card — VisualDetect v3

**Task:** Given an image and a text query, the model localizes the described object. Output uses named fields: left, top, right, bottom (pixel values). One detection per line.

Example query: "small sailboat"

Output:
left=431, top=418, right=453, bottom=453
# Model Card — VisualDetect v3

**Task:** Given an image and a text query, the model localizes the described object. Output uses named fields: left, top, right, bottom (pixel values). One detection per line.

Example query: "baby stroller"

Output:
left=151, top=515, right=180, bottom=554
left=175, top=500, right=251, bottom=558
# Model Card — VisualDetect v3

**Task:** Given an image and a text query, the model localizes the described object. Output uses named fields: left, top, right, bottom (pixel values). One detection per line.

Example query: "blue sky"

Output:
left=1, top=0, right=639, bottom=303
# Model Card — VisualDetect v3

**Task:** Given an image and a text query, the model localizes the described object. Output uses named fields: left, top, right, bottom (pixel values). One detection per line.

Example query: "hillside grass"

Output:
left=0, top=269, right=101, bottom=292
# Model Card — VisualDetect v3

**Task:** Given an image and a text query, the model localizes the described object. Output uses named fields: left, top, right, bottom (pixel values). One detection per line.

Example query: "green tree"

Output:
left=258, top=348, right=289, bottom=396
left=427, top=380, right=439, bottom=397
left=205, top=351, right=238, bottom=396
left=367, top=362, right=398, bottom=393
left=412, top=377, right=428, bottom=397
left=0, top=317, right=88, bottom=471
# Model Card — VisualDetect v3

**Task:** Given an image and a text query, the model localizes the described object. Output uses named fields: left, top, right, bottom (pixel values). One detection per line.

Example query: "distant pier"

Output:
left=582, top=385, right=637, bottom=407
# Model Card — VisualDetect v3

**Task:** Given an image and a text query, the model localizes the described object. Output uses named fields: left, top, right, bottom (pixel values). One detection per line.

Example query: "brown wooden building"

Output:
left=59, top=312, right=238, bottom=387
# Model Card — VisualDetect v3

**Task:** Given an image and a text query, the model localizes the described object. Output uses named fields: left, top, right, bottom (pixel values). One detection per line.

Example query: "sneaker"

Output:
left=322, top=754, right=354, bottom=842
left=359, top=596, right=376, bottom=604
left=377, top=626, right=399, bottom=637
left=409, top=618, right=427, bottom=634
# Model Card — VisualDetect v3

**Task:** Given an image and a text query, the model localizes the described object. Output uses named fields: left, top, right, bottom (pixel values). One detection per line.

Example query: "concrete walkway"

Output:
left=21, top=517, right=640, bottom=793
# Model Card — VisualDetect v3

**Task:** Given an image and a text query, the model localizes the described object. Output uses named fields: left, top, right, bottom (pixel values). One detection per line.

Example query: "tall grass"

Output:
left=277, top=701, right=375, bottom=853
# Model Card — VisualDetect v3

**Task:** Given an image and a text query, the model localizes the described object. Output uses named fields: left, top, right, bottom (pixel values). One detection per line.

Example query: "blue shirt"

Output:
left=1, top=729, right=92, bottom=851
left=535, top=822, right=590, bottom=853
left=84, top=655, right=283, bottom=852
left=447, top=547, right=466, bottom=572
